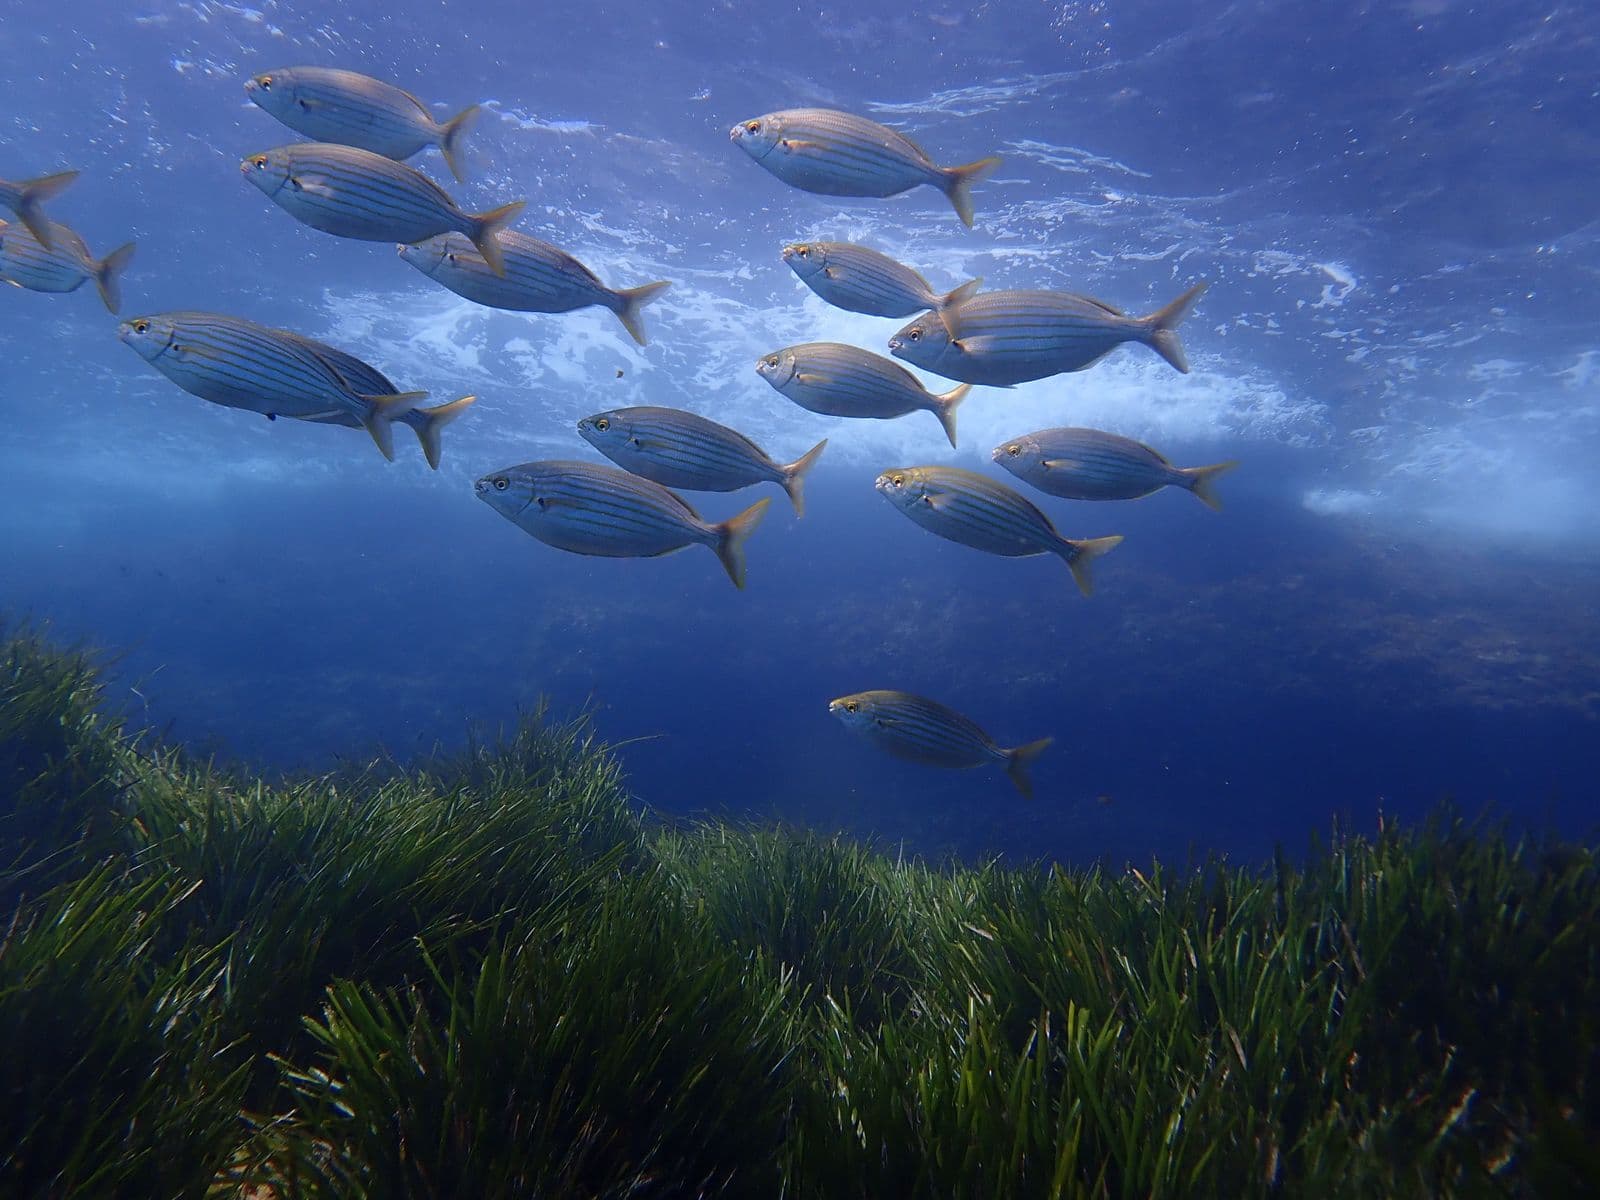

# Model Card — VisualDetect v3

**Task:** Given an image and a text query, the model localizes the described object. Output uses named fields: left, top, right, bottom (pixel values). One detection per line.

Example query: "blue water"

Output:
left=2, top=0, right=1596, bottom=866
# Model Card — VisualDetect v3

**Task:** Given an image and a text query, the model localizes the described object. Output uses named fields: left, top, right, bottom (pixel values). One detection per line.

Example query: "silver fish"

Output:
left=729, top=108, right=1001, bottom=227
left=245, top=66, right=479, bottom=182
left=874, top=465, right=1123, bottom=597
left=0, top=218, right=134, bottom=313
left=889, top=283, right=1208, bottom=385
left=828, top=689, right=1053, bottom=799
left=0, top=169, right=77, bottom=250
left=781, top=241, right=981, bottom=318
left=992, top=427, right=1239, bottom=511
left=398, top=232, right=671, bottom=345
left=578, top=406, right=827, bottom=516
left=755, top=341, right=970, bottom=449
left=116, top=311, right=446, bottom=463
left=475, top=460, right=772, bottom=589
left=240, top=143, right=522, bottom=276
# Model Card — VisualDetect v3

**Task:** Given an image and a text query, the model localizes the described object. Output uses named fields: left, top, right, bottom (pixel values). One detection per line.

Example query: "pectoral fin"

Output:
left=778, top=138, right=826, bottom=152
left=290, top=174, right=338, bottom=199
left=796, top=371, right=834, bottom=387
left=1041, top=459, right=1082, bottom=471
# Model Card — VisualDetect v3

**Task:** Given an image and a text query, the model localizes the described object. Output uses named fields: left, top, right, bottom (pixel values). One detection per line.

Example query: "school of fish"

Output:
left=7, top=70, right=1236, bottom=802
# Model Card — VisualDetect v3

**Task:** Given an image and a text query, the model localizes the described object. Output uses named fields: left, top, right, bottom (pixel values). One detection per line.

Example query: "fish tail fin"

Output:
left=941, top=155, right=1003, bottom=228
left=467, top=199, right=525, bottom=278
left=91, top=241, right=136, bottom=314
left=437, top=104, right=480, bottom=184
left=712, top=496, right=773, bottom=590
left=1143, top=281, right=1208, bottom=374
left=937, top=277, right=983, bottom=310
left=610, top=279, right=672, bottom=346
left=13, top=170, right=78, bottom=248
left=359, top=391, right=429, bottom=462
left=1004, top=737, right=1055, bottom=800
left=1063, top=534, right=1124, bottom=598
left=932, top=383, right=971, bottom=449
left=410, top=394, right=477, bottom=470
left=779, top=437, right=829, bottom=517
left=1182, top=459, right=1240, bottom=511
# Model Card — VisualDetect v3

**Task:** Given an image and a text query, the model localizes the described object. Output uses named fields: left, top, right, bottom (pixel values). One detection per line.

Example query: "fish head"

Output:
left=729, top=112, right=783, bottom=161
left=577, top=409, right=631, bottom=452
left=781, top=241, right=826, bottom=283
left=397, top=235, right=451, bottom=277
left=755, top=349, right=799, bottom=390
left=874, top=466, right=929, bottom=512
left=243, top=68, right=301, bottom=120
left=887, top=311, right=953, bottom=371
left=991, top=433, right=1042, bottom=476
left=240, top=148, right=293, bottom=198
left=474, top=466, right=538, bottom=521
left=117, top=314, right=177, bottom=362
left=828, top=692, right=879, bottom=735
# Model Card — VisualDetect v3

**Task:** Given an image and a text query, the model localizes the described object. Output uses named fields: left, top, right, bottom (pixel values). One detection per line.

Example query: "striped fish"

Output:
left=398, top=231, right=671, bottom=345
left=0, top=169, right=77, bottom=249
left=874, top=465, right=1123, bottom=597
left=756, top=341, right=970, bottom=449
left=116, top=311, right=433, bottom=462
left=0, top=218, right=134, bottom=313
left=578, top=406, right=828, bottom=517
left=889, top=282, right=1208, bottom=385
left=245, top=67, right=479, bottom=182
left=240, top=143, right=523, bottom=276
left=828, top=689, right=1053, bottom=799
left=729, top=108, right=1002, bottom=227
left=474, top=460, right=772, bottom=589
left=782, top=241, right=981, bottom=317
left=993, top=427, right=1239, bottom=511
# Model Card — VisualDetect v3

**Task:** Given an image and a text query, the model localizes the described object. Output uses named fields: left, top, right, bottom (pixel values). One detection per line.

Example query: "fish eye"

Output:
left=890, top=474, right=905, bottom=486
left=493, top=477, right=508, bottom=492
left=745, top=120, right=761, bottom=134
left=844, top=701, right=858, bottom=713
left=133, top=320, right=149, bottom=334
left=907, top=328, right=921, bottom=341
left=763, top=356, right=778, bottom=369
left=1005, top=444, right=1020, bottom=457
left=251, top=156, right=267, bottom=170
left=259, top=76, right=272, bottom=90
left=796, top=245, right=808, bottom=257
left=595, top=417, right=609, bottom=431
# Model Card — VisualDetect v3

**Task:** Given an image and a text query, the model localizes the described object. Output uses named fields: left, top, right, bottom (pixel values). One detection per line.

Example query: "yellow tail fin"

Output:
left=13, top=169, right=78, bottom=249
left=611, top=280, right=672, bottom=346
left=780, top=438, right=828, bottom=517
left=1143, top=282, right=1208, bottom=374
left=1064, top=534, right=1124, bottom=598
left=358, top=391, right=428, bottom=461
left=932, top=383, right=971, bottom=449
left=437, top=104, right=480, bottom=184
left=409, top=394, right=477, bottom=470
left=1183, top=459, right=1240, bottom=511
left=1004, top=737, right=1054, bottom=800
left=942, top=155, right=1002, bottom=228
left=467, top=199, right=525, bottom=278
left=938, top=277, right=983, bottom=310
left=92, top=241, right=136, bottom=315
left=712, top=496, right=773, bottom=589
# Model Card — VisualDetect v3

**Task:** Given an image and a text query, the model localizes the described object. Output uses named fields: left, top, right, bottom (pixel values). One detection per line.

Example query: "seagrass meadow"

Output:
left=2, top=621, right=1597, bottom=1200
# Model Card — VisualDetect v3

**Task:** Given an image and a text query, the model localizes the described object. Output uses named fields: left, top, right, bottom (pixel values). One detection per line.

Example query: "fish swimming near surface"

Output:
left=756, top=341, right=970, bottom=449
left=475, top=460, right=773, bottom=589
left=398, top=232, right=671, bottom=345
left=874, top=465, right=1123, bottom=596
left=116, top=311, right=450, bottom=463
left=828, top=689, right=1053, bottom=798
left=245, top=66, right=480, bottom=182
left=0, top=169, right=77, bottom=249
left=729, top=108, right=1002, bottom=227
left=0, top=218, right=135, bottom=313
left=889, top=283, right=1209, bottom=385
left=578, top=406, right=828, bottom=516
left=992, top=427, right=1240, bottom=511
left=240, top=143, right=523, bottom=276
left=781, top=241, right=982, bottom=317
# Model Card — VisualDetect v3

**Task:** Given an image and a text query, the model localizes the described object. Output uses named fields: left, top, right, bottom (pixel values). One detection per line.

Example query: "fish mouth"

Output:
left=473, top=478, right=490, bottom=496
left=886, top=337, right=903, bottom=352
left=727, top=124, right=743, bottom=142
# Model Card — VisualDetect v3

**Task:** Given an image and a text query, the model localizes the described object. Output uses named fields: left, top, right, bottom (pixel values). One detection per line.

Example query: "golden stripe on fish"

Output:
left=756, top=341, right=970, bottom=449
left=781, top=241, right=981, bottom=317
left=992, top=427, right=1239, bottom=511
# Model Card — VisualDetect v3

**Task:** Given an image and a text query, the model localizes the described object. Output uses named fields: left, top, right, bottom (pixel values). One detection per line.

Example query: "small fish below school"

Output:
left=888, top=283, right=1208, bottom=386
left=475, top=460, right=772, bottom=590
left=398, top=232, right=670, bottom=346
left=875, top=465, right=1123, bottom=597
left=992, top=427, right=1240, bottom=510
left=0, top=169, right=77, bottom=249
left=782, top=241, right=981, bottom=317
left=828, top=689, right=1053, bottom=799
left=756, top=341, right=970, bottom=449
left=578, top=406, right=827, bottom=516
left=240, top=142, right=523, bottom=276
left=116, top=311, right=472, bottom=466
left=245, top=66, right=480, bottom=182
left=729, top=107, right=1002, bottom=227
left=0, top=218, right=134, bottom=313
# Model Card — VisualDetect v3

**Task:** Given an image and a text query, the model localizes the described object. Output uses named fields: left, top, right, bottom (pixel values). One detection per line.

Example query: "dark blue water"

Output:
left=2, top=0, right=1597, bottom=866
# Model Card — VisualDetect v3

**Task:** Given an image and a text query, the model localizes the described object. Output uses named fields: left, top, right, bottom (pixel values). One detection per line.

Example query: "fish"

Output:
left=474, top=460, right=772, bottom=589
left=755, top=341, right=970, bottom=449
left=781, top=241, right=981, bottom=317
left=992, top=427, right=1240, bottom=511
left=729, top=108, right=1002, bottom=227
left=888, top=283, right=1208, bottom=385
left=0, top=218, right=135, bottom=313
left=398, top=232, right=671, bottom=345
left=828, top=689, right=1053, bottom=799
left=116, top=311, right=440, bottom=462
left=240, top=143, right=523, bottom=276
left=244, top=66, right=480, bottom=182
left=0, top=169, right=77, bottom=249
left=874, top=465, right=1123, bottom=596
left=578, top=405, right=828, bottom=516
